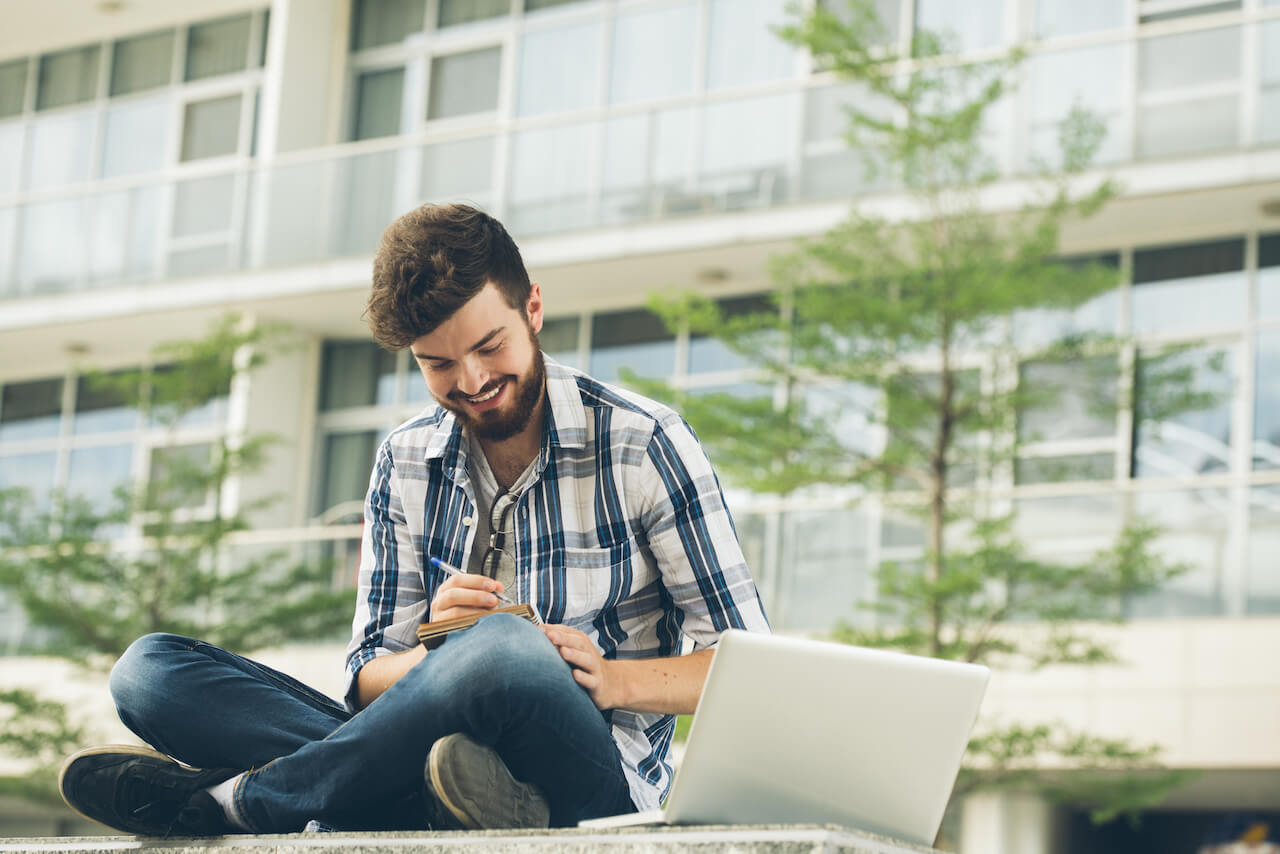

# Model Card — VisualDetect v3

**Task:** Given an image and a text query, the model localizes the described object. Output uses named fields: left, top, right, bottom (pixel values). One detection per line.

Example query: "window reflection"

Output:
left=351, top=0, right=424, bottom=51
left=507, top=122, right=594, bottom=235
left=1133, top=347, right=1232, bottom=479
left=421, top=136, right=496, bottom=207
left=775, top=507, right=871, bottom=631
left=609, top=3, right=697, bottom=105
left=37, top=46, right=99, bottom=111
left=1261, top=234, right=1280, bottom=319
left=1246, top=486, right=1280, bottom=614
left=539, top=316, right=581, bottom=368
left=1137, top=27, right=1240, bottom=159
left=700, top=93, right=798, bottom=208
left=320, top=341, right=398, bottom=410
left=600, top=108, right=695, bottom=224
left=1034, top=0, right=1124, bottom=37
left=316, top=431, right=380, bottom=520
left=1015, top=453, right=1113, bottom=485
left=28, top=110, right=94, bottom=190
left=1127, top=488, right=1230, bottom=618
left=1024, top=44, right=1127, bottom=168
left=185, top=15, right=251, bottom=81
left=67, top=444, right=134, bottom=515
left=1256, top=332, right=1280, bottom=472
left=428, top=48, right=501, bottom=120
left=1014, top=493, right=1122, bottom=544
left=111, top=30, right=174, bottom=96
left=182, top=95, right=242, bottom=161
left=0, top=379, right=63, bottom=441
left=1131, top=238, right=1246, bottom=334
left=0, top=60, right=25, bottom=118
left=707, top=0, right=796, bottom=89
left=1262, top=21, right=1280, bottom=144
left=914, top=0, right=1003, bottom=53
left=439, top=0, right=507, bottom=28
left=353, top=68, right=404, bottom=140
left=102, top=96, right=170, bottom=178
left=688, top=295, right=775, bottom=374
left=589, top=308, right=675, bottom=383
left=517, top=21, right=602, bottom=117
left=0, top=123, right=21, bottom=195
left=0, top=451, right=57, bottom=512
left=1018, top=358, right=1118, bottom=443
left=172, top=174, right=235, bottom=238
left=20, top=198, right=86, bottom=295
left=73, top=375, right=139, bottom=435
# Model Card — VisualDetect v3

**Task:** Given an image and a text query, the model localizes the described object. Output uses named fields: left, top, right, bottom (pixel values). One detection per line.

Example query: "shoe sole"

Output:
left=57, top=744, right=175, bottom=829
left=427, top=735, right=549, bottom=830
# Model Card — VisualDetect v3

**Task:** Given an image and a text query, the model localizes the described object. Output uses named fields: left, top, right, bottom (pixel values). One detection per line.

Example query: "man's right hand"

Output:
left=429, top=572, right=506, bottom=622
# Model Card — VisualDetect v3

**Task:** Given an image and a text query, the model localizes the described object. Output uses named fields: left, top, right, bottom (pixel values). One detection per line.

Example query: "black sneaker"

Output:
left=425, top=733, right=550, bottom=830
left=58, top=745, right=239, bottom=837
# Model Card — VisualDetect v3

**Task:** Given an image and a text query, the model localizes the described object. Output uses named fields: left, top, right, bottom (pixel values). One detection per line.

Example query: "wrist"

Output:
left=602, top=658, right=628, bottom=710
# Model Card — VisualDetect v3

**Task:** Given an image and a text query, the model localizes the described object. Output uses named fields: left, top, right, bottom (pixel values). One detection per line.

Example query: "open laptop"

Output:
left=580, top=629, right=989, bottom=847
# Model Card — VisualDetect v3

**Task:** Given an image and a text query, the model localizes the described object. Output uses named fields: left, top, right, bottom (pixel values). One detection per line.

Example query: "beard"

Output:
left=437, top=326, right=546, bottom=442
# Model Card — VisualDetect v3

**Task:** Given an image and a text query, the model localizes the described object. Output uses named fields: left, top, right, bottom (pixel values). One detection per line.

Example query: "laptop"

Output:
left=579, top=629, right=989, bottom=847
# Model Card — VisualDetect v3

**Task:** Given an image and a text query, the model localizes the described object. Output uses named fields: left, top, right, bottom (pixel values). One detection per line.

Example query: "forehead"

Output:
left=413, top=283, right=521, bottom=353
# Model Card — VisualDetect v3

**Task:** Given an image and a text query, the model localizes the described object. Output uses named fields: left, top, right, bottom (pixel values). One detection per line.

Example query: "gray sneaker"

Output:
left=425, top=733, right=550, bottom=830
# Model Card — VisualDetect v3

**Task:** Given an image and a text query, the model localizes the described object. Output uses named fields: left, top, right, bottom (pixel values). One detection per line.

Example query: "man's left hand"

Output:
left=541, top=624, right=622, bottom=710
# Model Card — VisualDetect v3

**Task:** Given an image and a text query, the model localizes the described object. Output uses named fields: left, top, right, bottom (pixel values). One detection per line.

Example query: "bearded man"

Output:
left=57, top=203, right=769, bottom=836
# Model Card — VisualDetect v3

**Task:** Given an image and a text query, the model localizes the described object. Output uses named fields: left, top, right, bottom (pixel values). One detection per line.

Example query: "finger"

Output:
left=437, top=587, right=501, bottom=611
left=558, top=645, right=599, bottom=673
left=440, top=574, right=501, bottom=592
left=572, top=668, right=597, bottom=691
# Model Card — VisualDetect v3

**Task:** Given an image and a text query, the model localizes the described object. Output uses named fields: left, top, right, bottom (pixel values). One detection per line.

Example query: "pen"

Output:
left=429, top=557, right=543, bottom=624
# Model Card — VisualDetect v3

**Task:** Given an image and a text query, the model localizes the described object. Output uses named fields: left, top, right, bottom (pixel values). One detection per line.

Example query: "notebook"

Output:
left=579, top=629, right=989, bottom=847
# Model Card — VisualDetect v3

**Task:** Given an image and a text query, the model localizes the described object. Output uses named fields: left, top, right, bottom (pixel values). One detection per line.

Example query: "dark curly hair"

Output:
left=365, top=204, right=531, bottom=350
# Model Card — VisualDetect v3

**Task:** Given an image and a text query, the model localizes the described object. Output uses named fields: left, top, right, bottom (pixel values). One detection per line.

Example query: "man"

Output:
left=58, top=203, right=769, bottom=836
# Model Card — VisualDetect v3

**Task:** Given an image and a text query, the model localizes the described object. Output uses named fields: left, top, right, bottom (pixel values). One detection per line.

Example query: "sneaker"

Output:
left=425, top=733, right=550, bottom=830
left=58, top=745, right=238, bottom=837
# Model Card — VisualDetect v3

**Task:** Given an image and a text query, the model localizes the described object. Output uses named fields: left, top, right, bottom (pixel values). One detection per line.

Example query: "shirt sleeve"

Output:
left=342, top=439, right=428, bottom=711
left=636, top=413, right=770, bottom=650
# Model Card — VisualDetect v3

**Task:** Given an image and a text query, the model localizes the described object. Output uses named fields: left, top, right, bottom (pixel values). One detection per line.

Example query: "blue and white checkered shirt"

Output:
left=344, top=355, right=770, bottom=810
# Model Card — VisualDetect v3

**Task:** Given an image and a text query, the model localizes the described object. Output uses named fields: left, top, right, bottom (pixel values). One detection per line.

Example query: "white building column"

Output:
left=959, top=791, right=1061, bottom=854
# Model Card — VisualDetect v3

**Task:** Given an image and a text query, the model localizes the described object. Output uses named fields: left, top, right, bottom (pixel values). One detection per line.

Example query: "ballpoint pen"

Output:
left=429, top=557, right=543, bottom=624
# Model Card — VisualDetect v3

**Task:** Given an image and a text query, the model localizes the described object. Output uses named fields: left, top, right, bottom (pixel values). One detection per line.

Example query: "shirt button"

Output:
left=462, top=516, right=473, bottom=526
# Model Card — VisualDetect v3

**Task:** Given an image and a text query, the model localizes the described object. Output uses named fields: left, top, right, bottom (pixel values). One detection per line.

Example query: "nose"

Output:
left=457, top=355, right=488, bottom=396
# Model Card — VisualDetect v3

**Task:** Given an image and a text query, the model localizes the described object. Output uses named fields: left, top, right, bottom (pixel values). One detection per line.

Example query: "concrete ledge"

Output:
left=0, top=825, right=941, bottom=854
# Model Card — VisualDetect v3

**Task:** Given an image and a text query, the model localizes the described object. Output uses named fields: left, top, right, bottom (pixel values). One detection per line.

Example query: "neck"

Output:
left=478, top=393, right=546, bottom=490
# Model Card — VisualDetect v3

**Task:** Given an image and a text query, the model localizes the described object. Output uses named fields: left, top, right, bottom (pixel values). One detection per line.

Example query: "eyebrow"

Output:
left=412, top=326, right=505, bottom=362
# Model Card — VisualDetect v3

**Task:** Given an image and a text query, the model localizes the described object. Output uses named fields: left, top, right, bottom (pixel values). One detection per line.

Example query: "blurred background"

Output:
left=0, top=0, right=1279, bottom=852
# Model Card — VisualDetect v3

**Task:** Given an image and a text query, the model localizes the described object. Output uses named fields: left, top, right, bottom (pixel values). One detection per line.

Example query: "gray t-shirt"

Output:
left=465, top=431, right=538, bottom=599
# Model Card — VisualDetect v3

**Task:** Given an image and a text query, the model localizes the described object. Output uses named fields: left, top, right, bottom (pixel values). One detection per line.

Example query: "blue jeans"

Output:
left=108, top=613, right=636, bottom=832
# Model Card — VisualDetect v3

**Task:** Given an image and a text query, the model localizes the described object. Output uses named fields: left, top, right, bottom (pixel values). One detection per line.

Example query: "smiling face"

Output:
left=411, top=281, right=546, bottom=442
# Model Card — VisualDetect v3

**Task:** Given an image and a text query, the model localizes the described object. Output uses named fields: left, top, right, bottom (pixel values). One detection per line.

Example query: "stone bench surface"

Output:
left=0, top=825, right=941, bottom=854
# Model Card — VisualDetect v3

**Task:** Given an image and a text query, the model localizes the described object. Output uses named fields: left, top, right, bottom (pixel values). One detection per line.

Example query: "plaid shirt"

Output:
left=344, top=356, right=770, bottom=810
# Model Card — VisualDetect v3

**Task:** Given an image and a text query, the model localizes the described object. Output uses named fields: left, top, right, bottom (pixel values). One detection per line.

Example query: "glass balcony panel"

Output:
left=111, top=30, right=174, bottom=96
left=539, top=316, right=580, bottom=367
left=428, top=47, right=501, bottom=120
left=1247, top=486, right=1280, bottom=614
left=588, top=308, right=675, bottom=383
left=335, top=148, right=401, bottom=257
left=1257, top=332, right=1280, bottom=472
left=700, top=93, right=798, bottom=210
left=66, top=443, right=134, bottom=515
left=351, top=0, right=425, bottom=51
left=1127, top=488, right=1230, bottom=618
left=316, top=430, right=380, bottom=520
left=817, top=0, right=900, bottom=44
left=439, top=0, right=508, bottom=28
left=707, top=0, right=796, bottom=90
left=1133, top=347, right=1232, bottom=479
left=517, top=21, right=603, bottom=117
left=168, top=245, right=230, bottom=278
left=0, top=122, right=21, bottom=196
left=1139, top=26, right=1239, bottom=93
left=37, top=45, right=99, bottom=110
left=914, top=0, right=1004, bottom=53
left=172, top=173, right=235, bottom=238
left=508, top=122, right=594, bottom=236
left=1262, top=21, right=1280, bottom=144
left=1034, top=0, right=1125, bottom=37
left=1137, top=94, right=1238, bottom=159
left=185, top=15, right=251, bottom=81
left=0, top=451, right=57, bottom=512
left=102, top=95, right=170, bottom=178
left=28, top=109, right=94, bottom=190
left=1014, top=493, right=1123, bottom=545
left=20, top=198, right=85, bottom=295
left=0, top=379, right=62, bottom=442
left=89, top=186, right=163, bottom=284
left=0, top=60, right=25, bottom=118
left=353, top=68, right=405, bottom=140
left=775, top=507, right=871, bottom=631
left=182, top=94, right=242, bottom=161
left=1024, top=43, right=1127, bottom=168
left=421, top=135, right=496, bottom=206
left=609, top=2, right=697, bottom=105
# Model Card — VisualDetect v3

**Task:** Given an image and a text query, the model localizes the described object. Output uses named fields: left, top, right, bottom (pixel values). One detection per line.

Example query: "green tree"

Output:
left=642, top=0, right=1196, bottom=829
left=0, top=316, right=353, bottom=806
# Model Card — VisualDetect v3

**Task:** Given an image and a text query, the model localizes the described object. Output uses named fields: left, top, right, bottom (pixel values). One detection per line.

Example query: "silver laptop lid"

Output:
left=665, top=630, right=989, bottom=846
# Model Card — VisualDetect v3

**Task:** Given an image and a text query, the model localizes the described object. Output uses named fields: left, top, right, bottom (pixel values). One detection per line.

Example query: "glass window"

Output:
left=147, top=443, right=212, bottom=510
left=0, top=451, right=57, bottom=512
left=89, top=186, right=163, bottom=284
left=1131, top=238, right=1245, bottom=334
left=914, top=0, right=1003, bottom=53
left=707, top=0, right=796, bottom=90
left=539, top=316, right=580, bottom=367
left=1133, top=347, right=1232, bottom=479
left=351, top=0, right=424, bottom=51
left=1261, top=234, right=1280, bottom=319
left=1139, top=1, right=1240, bottom=24
left=600, top=107, right=696, bottom=224
left=1140, top=27, right=1238, bottom=93
left=102, top=96, right=170, bottom=178
left=1127, top=488, right=1230, bottom=618
left=1247, top=486, right=1280, bottom=614
left=775, top=508, right=871, bottom=631
left=799, top=380, right=885, bottom=459
left=1138, top=94, right=1238, bottom=160
left=1025, top=44, right=1127, bottom=167
left=0, top=123, right=23, bottom=195
left=0, top=379, right=63, bottom=441
left=421, top=135, right=496, bottom=205
left=439, top=0, right=508, bottom=28
left=0, top=206, right=16, bottom=297
left=609, top=3, right=697, bottom=105
left=111, top=30, right=174, bottom=96
left=181, top=94, right=242, bottom=161
left=1262, top=21, right=1280, bottom=144
left=352, top=68, right=404, bottom=140
left=689, top=294, right=775, bottom=374
left=321, top=341, right=398, bottom=410
left=1257, top=332, right=1280, bottom=472
left=589, top=308, right=676, bottom=383
left=428, top=47, right=501, bottom=120
left=316, top=430, right=380, bottom=519
left=507, top=122, right=595, bottom=235
left=526, top=0, right=588, bottom=11
left=73, top=375, right=139, bottom=435
left=335, top=149, right=399, bottom=256
left=1018, top=357, right=1118, bottom=442
left=1034, top=0, right=1124, bottom=37
left=20, top=198, right=85, bottom=295
left=172, top=174, right=235, bottom=237
left=36, top=46, right=100, bottom=110
left=817, top=0, right=900, bottom=45
left=516, top=21, right=603, bottom=116
left=1015, top=453, right=1113, bottom=484
left=185, top=15, right=251, bottom=81
left=0, top=59, right=27, bottom=118
left=167, top=245, right=230, bottom=278
left=66, top=444, right=134, bottom=515
left=701, top=93, right=798, bottom=195
left=1014, top=493, right=1122, bottom=544
left=28, top=109, right=94, bottom=190
left=146, top=362, right=227, bottom=428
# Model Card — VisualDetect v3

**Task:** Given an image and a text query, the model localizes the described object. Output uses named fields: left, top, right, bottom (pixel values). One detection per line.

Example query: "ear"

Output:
left=526, top=281, right=544, bottom=335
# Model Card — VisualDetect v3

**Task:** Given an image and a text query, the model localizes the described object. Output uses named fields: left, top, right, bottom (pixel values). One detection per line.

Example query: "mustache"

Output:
left=448, top=377, right=512, bottom=401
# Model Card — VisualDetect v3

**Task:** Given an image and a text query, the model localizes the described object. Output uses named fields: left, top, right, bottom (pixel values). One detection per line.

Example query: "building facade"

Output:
left=1, top=0, right=1279, bottom=850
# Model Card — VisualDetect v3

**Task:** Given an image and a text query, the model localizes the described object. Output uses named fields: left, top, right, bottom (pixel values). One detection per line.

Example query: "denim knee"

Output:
left=109, top=632, right=195, bottom=721
left=420, top=613, right=573, bottom=705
